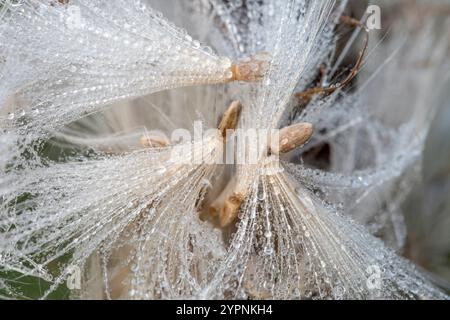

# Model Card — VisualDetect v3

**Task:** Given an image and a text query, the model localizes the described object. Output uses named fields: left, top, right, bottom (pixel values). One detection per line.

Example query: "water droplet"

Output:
left=263, top=246, right=273, bottom=255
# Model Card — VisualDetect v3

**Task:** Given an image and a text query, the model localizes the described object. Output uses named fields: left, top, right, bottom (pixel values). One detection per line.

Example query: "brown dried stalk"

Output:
left=295, top=15, right=369, bottom=103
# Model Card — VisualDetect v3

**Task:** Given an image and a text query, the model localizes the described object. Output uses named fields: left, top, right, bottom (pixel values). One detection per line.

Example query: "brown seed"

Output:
left=270, top=122, right=314, bottom=155
left=139, top=133, right=170, bottom=148
left=209, top=176, right=237, bottom=217
left=209, top=176, right=246, bottom=227
left=218, top=101, right=242, bottom=138
left=219, top=192, right=245, bottom=227
left=229, top=52, right=270, bottom=82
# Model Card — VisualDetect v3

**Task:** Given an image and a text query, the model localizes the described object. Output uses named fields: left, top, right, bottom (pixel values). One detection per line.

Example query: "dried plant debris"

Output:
left=295, top=15, right=369, bottom=103
left=1, top=0, right=450, bottom=299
